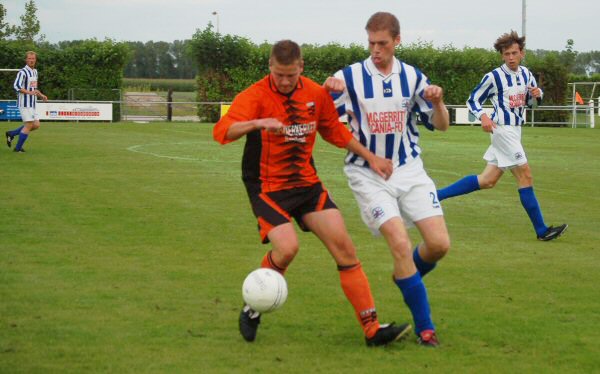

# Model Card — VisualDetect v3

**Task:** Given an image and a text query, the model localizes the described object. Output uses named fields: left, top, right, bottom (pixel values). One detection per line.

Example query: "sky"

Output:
left=3, top=0, right=599, bottom=52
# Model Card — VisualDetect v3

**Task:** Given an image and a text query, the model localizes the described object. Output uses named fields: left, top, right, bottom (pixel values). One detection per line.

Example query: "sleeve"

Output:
left=317, top=88, right=353, bottom=148
left=528, top=69, right=543, bottom=99
left=331, top=69, right=353, bottom=117
left=13, top=71, right=24, bottom=92
left=412, top=69, right=435, bottom=131
left=466, top=73, right=495, bottom=120
left=212, top=88, right=260, bottom=145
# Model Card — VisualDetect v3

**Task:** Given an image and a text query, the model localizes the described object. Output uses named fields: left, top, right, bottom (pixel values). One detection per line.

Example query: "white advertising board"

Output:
left=37, top=102, right=113, bottom=121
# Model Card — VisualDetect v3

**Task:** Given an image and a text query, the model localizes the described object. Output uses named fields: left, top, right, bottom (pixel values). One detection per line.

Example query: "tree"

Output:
left=0, top=3, right=15, bottom=40
left=14, top=0, right=44, bottom=42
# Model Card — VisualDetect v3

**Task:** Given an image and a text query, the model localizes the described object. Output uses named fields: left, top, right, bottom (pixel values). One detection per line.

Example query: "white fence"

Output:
left=2, top=99, right=599, bottom=127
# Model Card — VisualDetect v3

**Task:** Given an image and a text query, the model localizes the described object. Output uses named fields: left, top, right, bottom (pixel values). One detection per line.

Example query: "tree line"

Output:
left=2, top=2, right=599, bottom=81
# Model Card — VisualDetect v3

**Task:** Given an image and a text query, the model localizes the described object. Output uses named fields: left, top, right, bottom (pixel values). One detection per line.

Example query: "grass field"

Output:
left=1, top=122, right=599, bottom=373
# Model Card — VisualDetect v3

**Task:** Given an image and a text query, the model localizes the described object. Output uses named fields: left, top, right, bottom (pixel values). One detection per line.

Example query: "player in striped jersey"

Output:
left=324, top=12, right=450, bottom=347
left=5, top=51, right=47, bottom=153
left=436, top=31, right=567, bottom=241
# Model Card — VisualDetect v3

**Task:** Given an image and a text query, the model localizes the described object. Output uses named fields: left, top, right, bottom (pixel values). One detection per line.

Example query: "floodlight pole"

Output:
left=212, top=11, right=220, bottom=33
left=522, top=0, right=526, bottom=38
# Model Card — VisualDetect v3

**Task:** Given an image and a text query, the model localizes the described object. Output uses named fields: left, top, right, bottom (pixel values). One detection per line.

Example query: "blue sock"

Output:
left=413, top=245, right=436, bottom=277
left=519, top=186, right=548, bottom=236
left=8, top=126, right=24, bottom=137
left=394, top=272, right=434, bottom=334
left=15, top=132, right=28, bottom=151
left=437, top=174, right=480, bottom=201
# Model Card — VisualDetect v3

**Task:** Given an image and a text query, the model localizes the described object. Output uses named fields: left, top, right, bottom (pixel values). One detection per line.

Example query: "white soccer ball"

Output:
left=242, top=268, right=288, bottom=313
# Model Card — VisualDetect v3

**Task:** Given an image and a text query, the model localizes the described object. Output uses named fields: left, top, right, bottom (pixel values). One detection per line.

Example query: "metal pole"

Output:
left=590, top=100, right=595, bottom=128
left=522, top=0, right=526, bottom=38
left=572, top=84, right=576, bottom=128
left=212, top=11, right=219, bottom=33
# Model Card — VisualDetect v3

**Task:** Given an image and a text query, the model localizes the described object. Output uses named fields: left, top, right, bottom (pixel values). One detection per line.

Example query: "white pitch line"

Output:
left=126, top=142, right=238, bottom=163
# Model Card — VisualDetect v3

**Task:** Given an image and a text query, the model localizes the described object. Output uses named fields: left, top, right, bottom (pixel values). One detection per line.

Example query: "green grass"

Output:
left=1, top=123, right=599, bottom=373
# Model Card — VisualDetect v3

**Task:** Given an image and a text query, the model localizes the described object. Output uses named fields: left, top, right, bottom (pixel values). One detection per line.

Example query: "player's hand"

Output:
left=481, top=115, right=496, bottom=133
left=256, top=118, right=284, bottom=133
left=40, top=94, right=48, bottom=102
left=423, top=85, right=444, bottom=104
left=528, top=87, right=541, bottom=98
left=323, top=77, right=345, bottom=93
left=368, top=155, right=394, bottom=180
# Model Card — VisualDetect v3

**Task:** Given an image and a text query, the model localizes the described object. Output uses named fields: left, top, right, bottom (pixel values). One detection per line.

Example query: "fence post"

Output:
left=167, top=88, right=173, bottom=122
left=590, top=100, right=595, bottom=129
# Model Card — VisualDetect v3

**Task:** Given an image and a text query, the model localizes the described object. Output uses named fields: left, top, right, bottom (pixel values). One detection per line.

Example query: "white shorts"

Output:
left=484, top=125, right=527, bottom=169
left=344, top=158, right=443, bottom=235
left=19, top=107, right=38, bottom=122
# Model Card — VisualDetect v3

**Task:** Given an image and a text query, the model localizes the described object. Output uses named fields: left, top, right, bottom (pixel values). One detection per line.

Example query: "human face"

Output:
left=25, top=53, right=37, bottom=68
left=502, top=43, right=524, bottom=71
left=269, top=59, right=303, bottom=95
left=368, top=30, right=400, bottom=73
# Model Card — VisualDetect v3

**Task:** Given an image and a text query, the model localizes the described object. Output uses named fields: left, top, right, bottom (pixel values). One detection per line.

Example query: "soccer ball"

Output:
left=242, top=268, right=288, bottom=313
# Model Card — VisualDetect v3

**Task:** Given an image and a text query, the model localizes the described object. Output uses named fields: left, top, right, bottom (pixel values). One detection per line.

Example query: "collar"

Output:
left=501, top=64, right=520, bottom=75
left=364, top=56, right=401, bottom=78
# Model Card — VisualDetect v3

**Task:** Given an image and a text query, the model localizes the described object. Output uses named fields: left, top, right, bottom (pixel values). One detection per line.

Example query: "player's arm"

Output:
left=323, top=71, right=351, bottom=117
left=224, top=118, right=283, bottom=141
left=423, top=85, right=449, bottom=131
left=323, top=76, right=345, bottom=93
left=527, top=70, right=543, bottom=102
left=213, top=89, right=283, bottom=144
left=467, top=74, right=496, bottom=133
left=317, top=91, right=393, bottom=180
left=345, top=138, right=393, bottom=180
left=35, top=90, right=48, bottom=102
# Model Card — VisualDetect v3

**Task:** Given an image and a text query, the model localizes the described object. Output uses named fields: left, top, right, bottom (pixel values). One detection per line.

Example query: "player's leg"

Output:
left=263, top=223, right=298, bottom=274
left=13, top=120, right=34, bottom=152
left=379, top=217, right=437, bottom=346
left=5, top=124, right=24, bottom=148
left=437, top=163, right=503, bottom=201
left=478, top=163, right=504, bottom=189
left=239, top=192, right=298, bottom=342
left=511, top=163, right=567, bottom=240
left=302, top=208, right=410, bottom=346
left=413, top=215, right=450, bottom=277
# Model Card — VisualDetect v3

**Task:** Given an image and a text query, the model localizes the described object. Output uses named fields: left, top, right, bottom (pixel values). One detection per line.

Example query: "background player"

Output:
left=213, top=39, right=411, bottom=346
left=436, top=31, right=567, bottom=241
left=6, top=51, right=48, bottom=153
left=324, top=12, right=450, bottom=347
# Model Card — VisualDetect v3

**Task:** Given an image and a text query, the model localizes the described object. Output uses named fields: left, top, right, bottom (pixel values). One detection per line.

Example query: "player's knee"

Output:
left=390, top=237, right=413, bottom=262
left=428, top=237, right=451, bottom=259
left=479, top=178, right=497, bottom=189
left=275, top=242, right=299, bottom=264
left=520, top=174, right=533, bottom=186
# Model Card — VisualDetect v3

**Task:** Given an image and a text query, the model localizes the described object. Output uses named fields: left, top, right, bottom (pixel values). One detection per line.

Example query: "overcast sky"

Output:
left=3, top=0, right=599, bottom=52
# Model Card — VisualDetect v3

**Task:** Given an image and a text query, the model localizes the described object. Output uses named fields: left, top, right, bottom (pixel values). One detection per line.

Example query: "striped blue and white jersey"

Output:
left=13, top=65, right=39, bottom=108
left=332, top=56, right=435, bottom=168
left=467, top=64, right=542, bottom=126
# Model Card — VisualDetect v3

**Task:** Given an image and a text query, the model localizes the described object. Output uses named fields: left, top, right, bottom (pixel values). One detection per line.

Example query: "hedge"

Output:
left=0, top=39, right=129, bottom=119
left=189, top=27, right=570, bottom=125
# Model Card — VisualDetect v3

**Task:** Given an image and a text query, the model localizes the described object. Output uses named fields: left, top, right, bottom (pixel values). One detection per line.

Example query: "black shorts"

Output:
left=249, top=183, right=338, bottom=243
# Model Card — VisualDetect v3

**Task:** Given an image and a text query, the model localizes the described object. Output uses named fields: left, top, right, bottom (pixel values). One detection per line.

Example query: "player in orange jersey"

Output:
left=214, top=39, right=411, bottom=346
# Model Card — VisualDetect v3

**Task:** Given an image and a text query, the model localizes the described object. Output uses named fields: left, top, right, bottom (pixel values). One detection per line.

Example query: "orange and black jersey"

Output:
left=213, top=75, right=353, bottom=194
